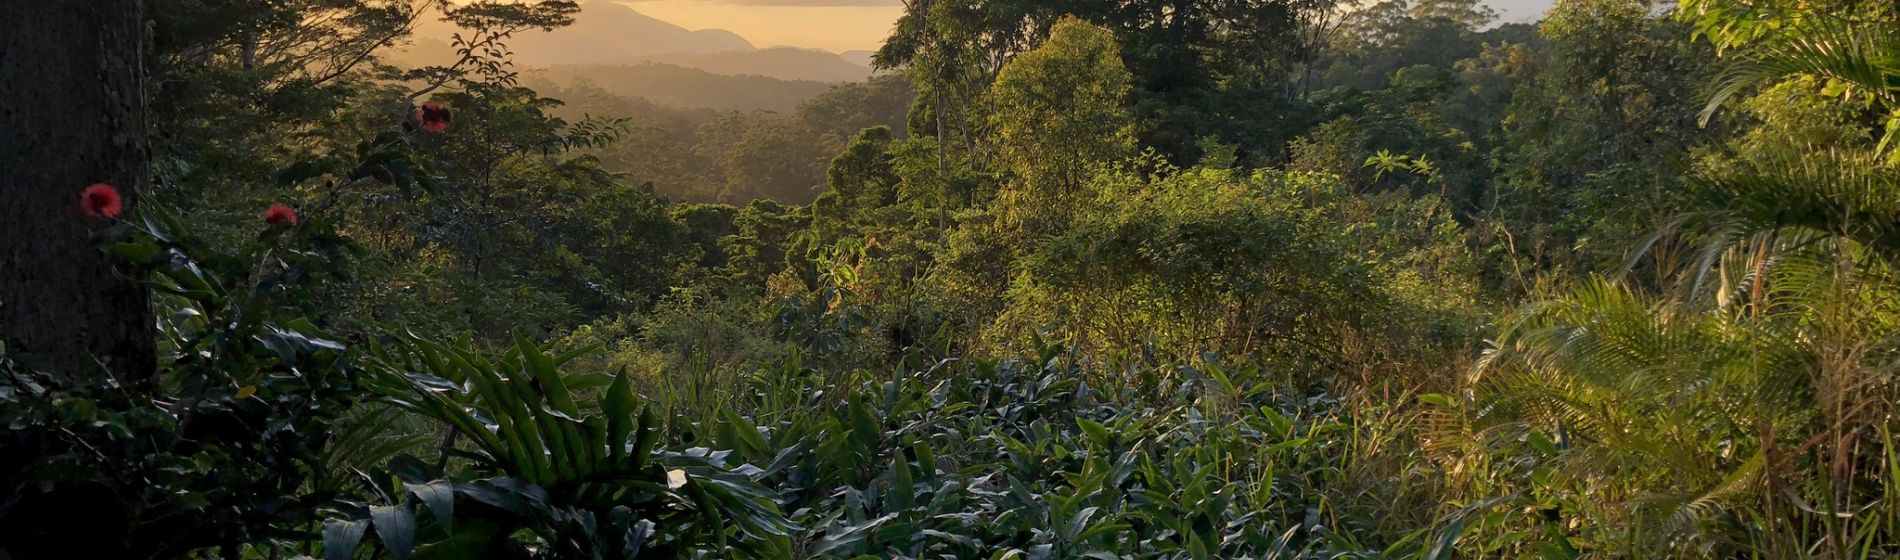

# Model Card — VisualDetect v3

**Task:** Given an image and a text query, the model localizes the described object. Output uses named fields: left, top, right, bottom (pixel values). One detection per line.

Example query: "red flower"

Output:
left=416, top=102, right=451, bottom=133
left=80, top=183, right=123, bottom=219
left=263, top=203, right=298, bottom=226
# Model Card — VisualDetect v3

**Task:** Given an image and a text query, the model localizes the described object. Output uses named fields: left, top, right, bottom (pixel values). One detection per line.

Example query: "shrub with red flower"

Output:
left=80, top=183, right=123, bottom=219
left=416, top=102, right=451, bottom=133
left=263, top=203, right=298, bottom=226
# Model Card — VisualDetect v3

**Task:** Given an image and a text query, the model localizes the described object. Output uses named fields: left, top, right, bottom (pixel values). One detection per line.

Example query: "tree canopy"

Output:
left=8, top=0, right=1900, bottom=557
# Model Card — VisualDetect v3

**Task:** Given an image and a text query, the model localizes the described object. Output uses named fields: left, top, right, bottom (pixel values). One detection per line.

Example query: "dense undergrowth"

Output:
left=6, top=0, right=1900, bottom=558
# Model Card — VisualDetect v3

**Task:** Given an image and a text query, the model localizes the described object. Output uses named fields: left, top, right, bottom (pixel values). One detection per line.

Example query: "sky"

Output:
left=1491, top=0, right=1555, bottom=23
left=621, top=0, right=904, bottom=52
left=620, top=0, right=1556, bottom=53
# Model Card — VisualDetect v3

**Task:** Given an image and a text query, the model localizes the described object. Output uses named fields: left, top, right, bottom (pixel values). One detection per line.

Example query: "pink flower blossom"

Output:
left=80, top=183, right=122, bottom=219
left=416, top=102, right=451, bottom=133
left=263, top=203, right=298, bottom=226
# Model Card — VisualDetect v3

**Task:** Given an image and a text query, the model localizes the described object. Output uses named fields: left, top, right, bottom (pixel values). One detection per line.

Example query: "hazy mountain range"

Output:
left=401, top=1, right=875, bottom=83
left=639, top=49, right=874, bottom=83
left=840, top=50, right=878, bottom=68
left=526, top=64, right=843, bottom=112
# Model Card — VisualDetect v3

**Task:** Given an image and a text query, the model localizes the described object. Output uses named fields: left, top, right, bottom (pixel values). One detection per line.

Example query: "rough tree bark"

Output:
left=0, top=0, right=155, bottom=378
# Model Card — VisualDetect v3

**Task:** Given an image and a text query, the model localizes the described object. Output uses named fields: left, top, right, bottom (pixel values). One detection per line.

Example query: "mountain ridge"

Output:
left=526, top=62, right=842, bottom=112
left=401, top=1, right=872, bottom=82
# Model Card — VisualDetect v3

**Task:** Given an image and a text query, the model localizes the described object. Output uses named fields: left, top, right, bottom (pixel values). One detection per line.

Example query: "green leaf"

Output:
left=405, top=481, right=455, bottom=532
left=1186, top=530, right=1212, bottom=560
left=1429, top=497, right=1510, bottom=560
left=322, top=519, right=368, bottom=560
left=847, top=395, right=881, bottom=457
left=889, top=448, right=915, bottom=511
left=1256, top=407, right=1292, bottom=440
left=1527, top=431, right=1559, bottom=455
left=603, top=367, right=636, bottom=465
left=552, top=340, right=605, bottom=366
left=1062, top=506, right=1100, bottom=542
left=720, top=408, right=770, bottom=457
left=631, top=406, right=659, bottom=472
left=369, top=505, right=416, bottom=560
left=564, top=372, right=615, bottom=390
left=1077, top=418, right=1112, bottom=448
left=275, top=158, right=334, bottom=185
left=812, top=513, right=898, bottom=557
left=101, top=241, right=163, bottom=263
left=515, top=332, right=579, bottom=416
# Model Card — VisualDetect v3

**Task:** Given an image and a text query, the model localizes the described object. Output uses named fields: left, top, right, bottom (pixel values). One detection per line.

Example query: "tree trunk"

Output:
left=0, top=0, right=155, bottom=379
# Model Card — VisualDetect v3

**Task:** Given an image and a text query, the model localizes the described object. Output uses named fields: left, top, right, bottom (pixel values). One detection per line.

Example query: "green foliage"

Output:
left=1, top=191, right=371, bottom=558
left=1422, top=5, right=1900, bottom=557
left=1317, top=0, right=1505, bottom=91
left=985, top=162, right=1482, bottom=377
left=1679, top=0, right=1900, bottom=158
left=814, top=126, right=902, bottom=241
left=538, top=74, right=914, bottom=205
left=25, top=0, right=1900, bottom=558
left=695, top=345, right=1444, bottom=559
left=878, top=0, right=1327, bottom=168
left=1000, top=165, right=1361, bottom=360
left=1489, top=0, right=1721, bottom=277
left=990, top=17, right=1136, bottom=236
left=722, top=200, right=808, bottom=288
left=333, top=335, right=794, bottom=558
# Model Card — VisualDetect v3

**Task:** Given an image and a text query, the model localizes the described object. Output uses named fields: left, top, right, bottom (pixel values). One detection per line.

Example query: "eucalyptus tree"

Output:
left=989, top=18, right=1138, bottom=240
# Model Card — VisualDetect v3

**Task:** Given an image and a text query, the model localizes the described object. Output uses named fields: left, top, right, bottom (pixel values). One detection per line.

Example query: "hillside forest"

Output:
left=3, top=0, right=1900, bottom=558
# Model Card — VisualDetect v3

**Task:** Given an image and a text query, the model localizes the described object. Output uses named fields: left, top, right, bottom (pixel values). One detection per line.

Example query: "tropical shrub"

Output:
left=325, top=334, right=795, bottom=559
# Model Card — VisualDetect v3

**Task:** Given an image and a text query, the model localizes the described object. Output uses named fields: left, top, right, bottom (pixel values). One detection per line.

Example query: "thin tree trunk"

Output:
left=0, top=0, right=156, bottom=379
left=935, top=89, right=948, bottom=177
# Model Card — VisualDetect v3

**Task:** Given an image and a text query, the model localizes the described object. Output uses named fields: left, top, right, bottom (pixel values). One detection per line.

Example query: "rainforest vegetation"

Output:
left=3, top=0, right=1900, bottom=558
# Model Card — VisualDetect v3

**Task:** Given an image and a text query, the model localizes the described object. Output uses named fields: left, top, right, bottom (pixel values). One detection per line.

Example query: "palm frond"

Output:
left=1699, top=16, right=1900, bottom=127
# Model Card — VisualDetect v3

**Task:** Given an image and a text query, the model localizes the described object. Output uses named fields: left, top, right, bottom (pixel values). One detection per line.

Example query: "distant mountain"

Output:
left=840, top=50, right=878, bottom=68
left=401, top=2, right=878, bottom=83
left=528, top=63, right=839, bottom=112
left=408, top=1, right=754, bottom=67
left=638, top=48, right=871, bottom=83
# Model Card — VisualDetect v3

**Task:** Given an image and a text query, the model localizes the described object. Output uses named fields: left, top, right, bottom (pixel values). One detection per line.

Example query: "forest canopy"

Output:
left=4, top=0, right=1900, bottom=558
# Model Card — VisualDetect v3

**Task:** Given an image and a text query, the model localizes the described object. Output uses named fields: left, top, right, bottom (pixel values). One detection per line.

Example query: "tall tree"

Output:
left=1491, top=0, right=1715, bottom=275
left=990, top=17, right=1136, bottom=237
left=0, top=0, right=155, bottom=378
left=814, top=126, right=902, bottom=241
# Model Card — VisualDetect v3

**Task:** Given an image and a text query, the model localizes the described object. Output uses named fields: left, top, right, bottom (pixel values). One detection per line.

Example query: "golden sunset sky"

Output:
left=613, top=0, right=1554, bottom=54
left=621, top=0, right=903, bottom=52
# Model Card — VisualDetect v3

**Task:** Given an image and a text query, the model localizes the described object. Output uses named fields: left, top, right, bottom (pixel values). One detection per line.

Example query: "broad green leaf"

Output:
left=369, top=505, right=416, bottom=560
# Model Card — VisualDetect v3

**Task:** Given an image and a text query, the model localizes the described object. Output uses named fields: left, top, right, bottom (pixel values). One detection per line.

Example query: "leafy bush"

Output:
left=325, top=334, right=795, bottom=559
left=693, top=345, right=1451, bottom=559
left=1, top=206, right=366, bottom=557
